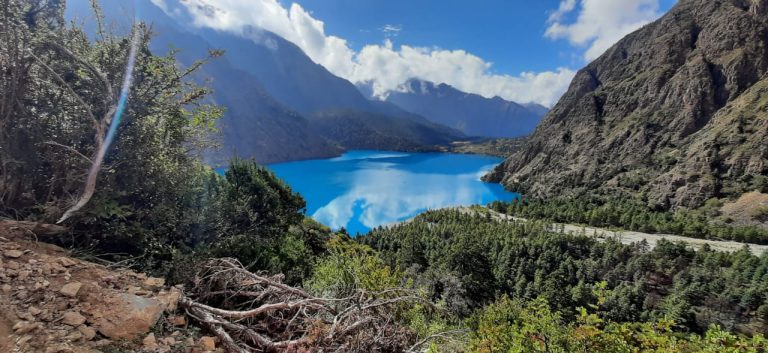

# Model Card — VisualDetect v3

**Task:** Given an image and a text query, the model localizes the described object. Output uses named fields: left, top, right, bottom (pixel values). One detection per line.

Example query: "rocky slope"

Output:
left=486, top=0, right=768, bottom=209
left=383, top=79, right=547, bottom=138
left=0, top=222, right=219, bottom=353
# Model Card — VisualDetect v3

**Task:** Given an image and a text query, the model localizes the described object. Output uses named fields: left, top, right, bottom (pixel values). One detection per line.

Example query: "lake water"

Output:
left=266, top=150, right=519, bottom=235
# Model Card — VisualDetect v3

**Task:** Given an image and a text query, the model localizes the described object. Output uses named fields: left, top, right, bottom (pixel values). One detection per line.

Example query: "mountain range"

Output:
left=66, top=0, right=544, bottom=164
left=380, top=79, right=547, bottom=138
left=486, top=0, right=768, bottom=209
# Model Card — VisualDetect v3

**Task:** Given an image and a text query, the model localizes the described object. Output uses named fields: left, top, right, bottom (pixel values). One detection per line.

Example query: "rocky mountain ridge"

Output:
left=486, top=0, right=768, bottom=209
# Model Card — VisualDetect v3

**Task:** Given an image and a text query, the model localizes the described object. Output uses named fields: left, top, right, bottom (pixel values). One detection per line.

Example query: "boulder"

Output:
left=83, top=292, right=164, bottom=340
left=157, top=287, right=181, bottom=312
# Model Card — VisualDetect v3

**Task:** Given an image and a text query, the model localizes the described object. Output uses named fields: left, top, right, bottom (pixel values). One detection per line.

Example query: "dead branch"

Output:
left=179, top=258, right=441, bottom=352
left=43, top=141, right=93, bottom=163
left=406, top=329, right=469, bottom=353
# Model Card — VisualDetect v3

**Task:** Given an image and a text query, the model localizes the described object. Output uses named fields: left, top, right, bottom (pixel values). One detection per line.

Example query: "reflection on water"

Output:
left=268, top=150, right=519, bottom=235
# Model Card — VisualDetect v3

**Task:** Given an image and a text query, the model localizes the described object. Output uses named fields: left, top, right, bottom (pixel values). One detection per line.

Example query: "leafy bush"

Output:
left=468, top=296, right=768, bottom=353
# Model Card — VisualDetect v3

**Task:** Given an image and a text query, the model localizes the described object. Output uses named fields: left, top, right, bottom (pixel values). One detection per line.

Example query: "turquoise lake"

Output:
left=266, top=150, right=519, bottom=235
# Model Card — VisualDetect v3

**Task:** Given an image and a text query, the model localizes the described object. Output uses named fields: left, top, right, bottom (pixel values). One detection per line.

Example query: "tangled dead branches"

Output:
left=179, top=258, right=435, bottom=352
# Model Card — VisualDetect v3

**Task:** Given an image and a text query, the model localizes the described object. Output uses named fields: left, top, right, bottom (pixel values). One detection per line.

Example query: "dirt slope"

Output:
left=0, top=221, right=217, bottom=353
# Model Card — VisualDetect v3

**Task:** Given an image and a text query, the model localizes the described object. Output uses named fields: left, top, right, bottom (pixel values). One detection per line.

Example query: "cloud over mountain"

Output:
left=155, top=0, right=575, bottom=107
left=546, top=0, right=664, bottom=60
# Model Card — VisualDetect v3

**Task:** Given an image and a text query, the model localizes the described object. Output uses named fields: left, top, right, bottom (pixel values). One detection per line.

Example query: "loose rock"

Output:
left=57, top=257, right=77, bottom=267
left=169, top=315, right=186, bottom=326
left=59, top=282, right=82, bottom=298
left=143, top=277, right=165, bottom=289
left=78, top=325, right=97, bottom=341
left=199, top=336, right=216, bottom=351
left=61, top=311, right=87, bottom=326
left=28, top=306, right=42, bottom=316
left=12, top=321, right=40, bottom=334
left=143, top=333, right=158, bottom=349
left=3, top=249, right=23, bottom=258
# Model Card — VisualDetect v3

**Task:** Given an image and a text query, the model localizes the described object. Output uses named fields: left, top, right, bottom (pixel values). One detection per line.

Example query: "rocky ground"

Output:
left=0, top=221, right=220, bottom=353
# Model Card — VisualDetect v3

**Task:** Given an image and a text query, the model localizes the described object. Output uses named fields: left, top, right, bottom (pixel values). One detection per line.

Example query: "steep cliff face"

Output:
left=487, top=0, right=768, bottom=209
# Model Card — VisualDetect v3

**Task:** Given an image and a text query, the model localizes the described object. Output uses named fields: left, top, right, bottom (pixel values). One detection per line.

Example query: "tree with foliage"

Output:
left=362, top=209, right=768, bottom=334
left=490, top=196, right=768, bottom=244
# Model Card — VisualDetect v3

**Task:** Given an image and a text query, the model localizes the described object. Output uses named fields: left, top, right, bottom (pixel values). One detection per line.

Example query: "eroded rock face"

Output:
left=488, top=0, right=768, bottom=208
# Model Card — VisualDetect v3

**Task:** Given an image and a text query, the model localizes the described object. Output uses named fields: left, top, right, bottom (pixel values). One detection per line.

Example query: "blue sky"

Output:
left=158, top=0, right=678, bottom=106
left=295, top=0, right=677, bottom=74
left=294, top=0, right=579, bottom=74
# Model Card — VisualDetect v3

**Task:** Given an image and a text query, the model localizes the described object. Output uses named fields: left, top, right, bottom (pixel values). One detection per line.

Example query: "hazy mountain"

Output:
left=66, top=0, right=464, bottom=163
left=65, top=0, right=341, bottom=164
left=521, top=103, right=550, bottom=117
left=191, top=29, right=372, bottom=117
left=486, top=0, right=768, bottom=209
left=310, top=109, right=465, bottom=151
left=381, top=79, right=546, bottom=138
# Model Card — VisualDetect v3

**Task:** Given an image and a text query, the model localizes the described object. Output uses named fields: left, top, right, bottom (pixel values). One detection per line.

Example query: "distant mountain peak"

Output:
left=386, top=78, right=547, bottom=138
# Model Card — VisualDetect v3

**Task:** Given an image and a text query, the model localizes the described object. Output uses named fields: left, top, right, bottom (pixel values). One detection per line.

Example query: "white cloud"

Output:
left=546, top=0, right=663, bottom=61
left=352, top=40, right=575, bottom=106
left=380, top=24, right=402, bottom=38
left=548, top=0, right=577, bottom=22
left=165, top=0, right=575, bottom=107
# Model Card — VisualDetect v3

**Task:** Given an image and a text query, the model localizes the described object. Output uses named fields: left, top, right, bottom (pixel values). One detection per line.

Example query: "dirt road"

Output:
left=461, top=207, right=768, bottom=256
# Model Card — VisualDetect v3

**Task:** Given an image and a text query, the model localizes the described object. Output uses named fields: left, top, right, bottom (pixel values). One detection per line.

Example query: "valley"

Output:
left=65, top=0, right=547, bottom=165
left=2, top=0, right=768, bottom=352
